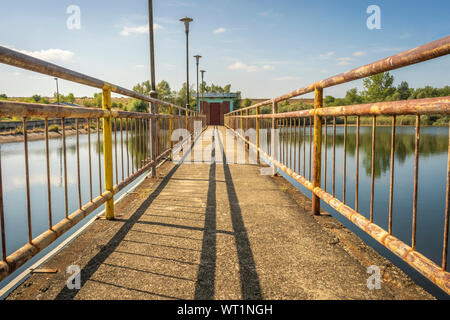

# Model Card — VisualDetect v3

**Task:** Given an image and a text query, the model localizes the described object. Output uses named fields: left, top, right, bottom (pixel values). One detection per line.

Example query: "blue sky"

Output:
left=0, top=0, right=449, bottom=99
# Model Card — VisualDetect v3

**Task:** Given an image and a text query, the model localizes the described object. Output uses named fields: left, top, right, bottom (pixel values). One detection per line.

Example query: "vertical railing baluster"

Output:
left=102, top=87, right=114, bottom=220
left=114, top=118, right=118, bottom=185
left=388, top=116, right=396, bottom=234
left=170, top=106, right=174, bottom=159
left=290, top=118, right=293, bottom=169
left=24, top=118, right=32, bottom=241
left=324, top=116, right=327, bottom=192
left=62, top=118, right=68, bottom=218
left=412, top=115, right=420, bottom=249
left=97, top=117, right=102, bottom=194
left=294, top=117, right=298, bottom=173
left=309, top=117, right=312, bottom=181
left=443, top=120, right=450, bottom=271
left=87, top=118, right=93, bottom=202
left=0, top=145, right=5, bottom=261
left=355, top=116, right=360, bottom=212
left=131, top=118, right=135, bottom=174
left=76, top=118, right=82, bottom=209
left=126, top=117, right=130, bottom=177
left=272, top=101, right=278, bottom=176
left=343, top=116, right=347, bottom=205
left=332, top=117, right=336, bottom=197
left=303, top=117, right=306, bottom=177
left=312, top=87, right=323, bottom=214
left=256, top=107, right=260, bottom=163
left=45, top=118, right=52, bottom=228
left=120, top=118, right=124, bottom=181
left=370, top=116, right=376, bottom=222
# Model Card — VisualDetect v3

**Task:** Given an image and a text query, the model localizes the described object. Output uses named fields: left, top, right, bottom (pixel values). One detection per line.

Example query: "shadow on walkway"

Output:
left=56, top=126, right=261, bottom=300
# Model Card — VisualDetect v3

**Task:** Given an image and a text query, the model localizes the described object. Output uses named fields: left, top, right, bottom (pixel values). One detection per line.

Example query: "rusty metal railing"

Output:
left=224, top=36, right=450, bottom=295
left=0, top=46, right=206, bottom=282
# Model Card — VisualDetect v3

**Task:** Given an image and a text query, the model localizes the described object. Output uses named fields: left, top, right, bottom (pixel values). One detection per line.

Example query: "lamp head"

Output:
left=180, top=17, right=193, bottom=32
left=194, top=55, right=202, bottom=64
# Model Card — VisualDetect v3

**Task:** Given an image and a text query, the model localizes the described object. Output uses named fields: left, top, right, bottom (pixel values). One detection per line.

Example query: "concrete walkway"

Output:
left=6, top=126, right=432, bottom=300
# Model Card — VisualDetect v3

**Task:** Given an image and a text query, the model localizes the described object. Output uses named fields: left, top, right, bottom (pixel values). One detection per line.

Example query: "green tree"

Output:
left=361, top=72, right=395, bottom=102
left=175, top=82, right=196, bottom=109
left=397, top=81, right=410, bottom=100
left=66, top=93, right=75, bottom=103
left=133, top=80, right=151, bottom=96
left=93, top=92, right=102, bottom=107
left=156, top=80, right=174, bottom=103
left=243, top=98, right=253, bottom=108
left=127, top=99, right=149, bottom=112
left=324, top=96, right=335, bottom=106
left=344, top=88, right=362, bottom=105
left=31, top=94, right=41, bottom=102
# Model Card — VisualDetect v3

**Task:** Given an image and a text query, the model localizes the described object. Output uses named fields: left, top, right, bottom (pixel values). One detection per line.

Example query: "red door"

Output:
left=210, top=103, right=221, bottom=125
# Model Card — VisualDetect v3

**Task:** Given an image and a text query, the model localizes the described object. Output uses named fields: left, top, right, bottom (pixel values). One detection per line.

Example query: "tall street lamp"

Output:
left=194, top=55, right=202, bottom=113
left=200, top=70, right=206, bottom=111
left=148, top=0, right=158, bottom=177
left=180, top=17, right=193, bottom=110
left=54, top=78, right=60, bottom=105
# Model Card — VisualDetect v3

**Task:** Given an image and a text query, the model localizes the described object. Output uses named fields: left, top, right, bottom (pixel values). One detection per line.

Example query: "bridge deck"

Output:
left=6, top=126, right=431, bottom=300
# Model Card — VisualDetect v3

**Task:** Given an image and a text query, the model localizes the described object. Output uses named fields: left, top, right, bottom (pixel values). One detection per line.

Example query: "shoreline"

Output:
left=0, top=128, right=90, bottom=144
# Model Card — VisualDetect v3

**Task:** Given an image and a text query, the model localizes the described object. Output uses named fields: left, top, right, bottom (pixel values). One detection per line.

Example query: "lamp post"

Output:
left=180, top=17, right=193, bottom=110
left=54, top=78, right=60, bottom=105
left=200, top=70, right=206, bottom=111
left=194, top=55, right=202, bottom=113
left=148, top=0, right=158, bottom=177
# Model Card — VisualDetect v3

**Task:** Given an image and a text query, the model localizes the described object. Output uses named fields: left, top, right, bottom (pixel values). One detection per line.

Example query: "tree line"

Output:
left=239, top=72, right=449, bottom=125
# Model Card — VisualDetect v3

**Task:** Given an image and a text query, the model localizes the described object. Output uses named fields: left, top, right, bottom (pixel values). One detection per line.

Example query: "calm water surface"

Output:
left=0, top=126, right=449, bottom=297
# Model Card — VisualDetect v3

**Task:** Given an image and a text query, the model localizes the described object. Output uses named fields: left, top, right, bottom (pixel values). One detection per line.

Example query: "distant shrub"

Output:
left=14, top=126, right=24, bottom=135
left=49, top=124, right=60, bottom=133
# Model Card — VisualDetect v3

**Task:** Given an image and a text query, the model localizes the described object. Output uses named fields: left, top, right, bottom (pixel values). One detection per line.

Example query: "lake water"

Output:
left=0, top=130, right=150, bottom=294
left=275, top=125, right=449, bottom=298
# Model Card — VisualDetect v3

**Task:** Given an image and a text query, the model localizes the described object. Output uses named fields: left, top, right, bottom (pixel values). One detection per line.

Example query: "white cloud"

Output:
left=337, top=57, right=352, bottom=66
left=273, top=76, right=300, bottom=81
left=352, top=51, right=367, bottom=57
left=135, top=64, right=146, bottom=69
left=213, top=27, right=227, bottom=34
left=319, top=51, right=335, bottom=59
left=229, top=61, right=259, bottom=72
left=228, top=61, right=274, bottom=72
left=18, top=48, right=75, bottom=62
left=120, top=24, right=163, bottom=36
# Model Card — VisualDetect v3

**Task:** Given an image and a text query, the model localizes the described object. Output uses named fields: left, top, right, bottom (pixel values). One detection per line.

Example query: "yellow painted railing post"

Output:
left=245, top=109, right=249, bottom=149
left=272, top=100, right=278, bottom=176
left=312, top=87, right=323, bottom=215
left=240, top=111, right=243, bottom=134
left=186, top=110, right=189, bottom=133
left=102, top=87, right=114, bottom=220
left=256, top=106, right=260, bottom=163
left=169, top=106, right=174, bottom=159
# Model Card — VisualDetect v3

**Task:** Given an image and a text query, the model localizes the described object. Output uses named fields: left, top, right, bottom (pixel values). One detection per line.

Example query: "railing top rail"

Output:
left=229, top=36, right=450, bottom=115
left=0, top=100, right=204, bottom=119
left=0, top=46, right=191, bottom=113
left=226, top=96, right=450, bottom=119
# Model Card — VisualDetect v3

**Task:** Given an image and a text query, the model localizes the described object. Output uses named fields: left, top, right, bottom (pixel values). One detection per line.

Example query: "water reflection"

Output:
left=278, top=125, right=449, bottom=273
